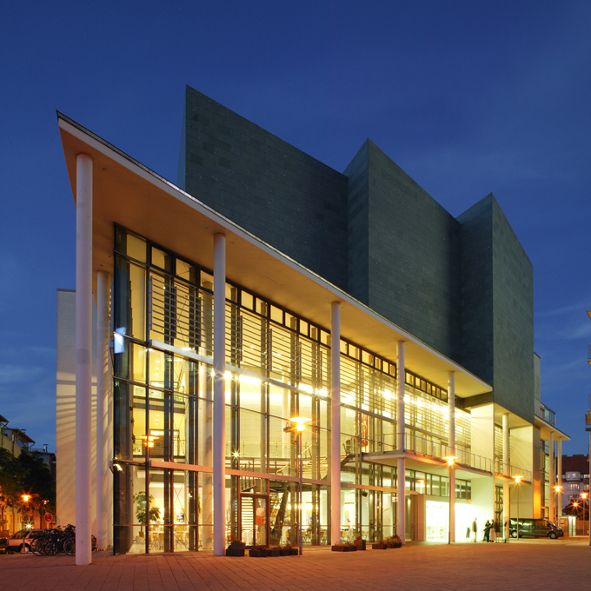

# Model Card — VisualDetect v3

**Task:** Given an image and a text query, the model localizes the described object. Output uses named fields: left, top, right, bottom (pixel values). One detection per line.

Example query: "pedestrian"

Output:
left=483, top=520, right=491, bottom=542
left=472, top=518, right=477, bottom=543
left=491, top=519, right=498, bottom=543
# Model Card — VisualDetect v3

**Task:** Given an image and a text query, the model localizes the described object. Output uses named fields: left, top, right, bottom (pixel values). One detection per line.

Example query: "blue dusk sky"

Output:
left=0, top=1, right=589, bottom=452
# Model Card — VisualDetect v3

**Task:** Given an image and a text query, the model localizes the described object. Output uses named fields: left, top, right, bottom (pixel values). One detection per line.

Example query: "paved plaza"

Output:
left=2, top=539, right=590, bottom=591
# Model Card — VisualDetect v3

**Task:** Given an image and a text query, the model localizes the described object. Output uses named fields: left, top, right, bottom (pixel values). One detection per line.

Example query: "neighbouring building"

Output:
left=561, top=454, right=590, bottom=506
left=55, top=87, right=568, bottom=560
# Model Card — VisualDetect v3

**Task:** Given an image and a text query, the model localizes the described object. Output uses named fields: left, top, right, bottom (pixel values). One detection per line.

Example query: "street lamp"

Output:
left=444, top=456, right=456, bottom=545
left=512, top=475, right=523, bottom=540
left=20, top=494, right=32, bottom=531
left=284, top=416, right=311, bottom=557
left=141, top=434, right=158, bottom=554
left=553, top=484, right=563, bottom=524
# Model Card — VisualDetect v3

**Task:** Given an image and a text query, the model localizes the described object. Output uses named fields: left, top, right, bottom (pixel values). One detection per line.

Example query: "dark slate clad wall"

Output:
left=459, top=195, right=534, bottom=421
left=361, top=142, right=462, bottom=360
left=458, top=197, right=495, bottom=385
left=344, top=141, right=370, bottom=304
left=491, top=198, right=534, bottom=421
left=183, top=86, right=349, bottom=289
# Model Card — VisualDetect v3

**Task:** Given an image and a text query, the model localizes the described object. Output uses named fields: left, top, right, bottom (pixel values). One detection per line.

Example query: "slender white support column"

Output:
left=502, top=413, right=510, bottom=540
left=448, top=371, right=456, bottom=544
left=95, top=271, right=110, bottom=550
left=557, top=439, right=563, bottom=521
left=213, top=233, right=226, bottom=556
left=548, top=432, right=555, bottom=521
left=396, top=341, right=405, bottom=543
left=75, top=154, right=93, bottom=566
left=330, top=302, right=341, bottom=545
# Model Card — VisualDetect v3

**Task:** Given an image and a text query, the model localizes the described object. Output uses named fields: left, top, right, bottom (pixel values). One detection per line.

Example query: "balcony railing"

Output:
left=493, top=458, right=533, bottom=482
left=402, top=432, right=492, bottom=473
left=536, top=402, right=556, bottom=426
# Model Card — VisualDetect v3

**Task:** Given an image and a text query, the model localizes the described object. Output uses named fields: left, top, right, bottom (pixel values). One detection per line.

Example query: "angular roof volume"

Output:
left=58, top=112, right=491, bottom=398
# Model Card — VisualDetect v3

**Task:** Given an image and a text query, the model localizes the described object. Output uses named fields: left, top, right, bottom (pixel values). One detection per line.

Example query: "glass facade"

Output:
left=111, top=226, right=476, bottom=553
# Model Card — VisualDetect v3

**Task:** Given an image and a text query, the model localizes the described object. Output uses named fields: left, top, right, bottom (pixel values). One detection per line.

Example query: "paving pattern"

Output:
left=1, top=539, right=590, bottom=591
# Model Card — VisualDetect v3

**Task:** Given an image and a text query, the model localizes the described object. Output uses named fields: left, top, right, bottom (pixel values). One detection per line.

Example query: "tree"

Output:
left=0, top=448, right=55, bottom=532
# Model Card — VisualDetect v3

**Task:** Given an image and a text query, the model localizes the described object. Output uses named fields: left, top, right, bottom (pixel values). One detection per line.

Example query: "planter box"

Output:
left=280, top=547, right=298, bottom=556
left=331, top=544, right=357, bottom=552
left=371, top=542, right=387, bottom=549
left=226, top=542, right=246, bottom=557
left=267, top=546, right=281, bottom=557
left=353, top=539, right=366, bottom=551
left=249, top=546, right=268, bottom=557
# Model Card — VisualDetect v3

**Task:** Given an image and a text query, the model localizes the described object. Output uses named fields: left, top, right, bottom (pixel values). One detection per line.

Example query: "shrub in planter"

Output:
left=371, top=542, right=387, bottom=549
left=249, top=545, right=268, bottom=557
left=280, top=545, right=298, bottom=556
left=226, top=540, right=246, bottom=557
left=267, top=546, right=281, bottom=557
left=386, top=535, right=402, bottom=548
left=331, top=543, right=357, bottom=552
left=353, top=537, right=366, bottom=551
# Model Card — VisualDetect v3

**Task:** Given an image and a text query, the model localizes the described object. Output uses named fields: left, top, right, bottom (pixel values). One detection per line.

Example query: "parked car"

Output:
left=509, top=518, right=563, bottom=539
left=0, top=536, right=8, bottom=554
left=6, top=528, right=45, bottom=553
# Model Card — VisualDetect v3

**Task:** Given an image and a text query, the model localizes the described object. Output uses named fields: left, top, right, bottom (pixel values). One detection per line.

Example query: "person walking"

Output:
left=483, top=520, right=491, bottom=543
left=491, top=519, right=498, bottom=543
left=472, top=518, right=478, bottom=543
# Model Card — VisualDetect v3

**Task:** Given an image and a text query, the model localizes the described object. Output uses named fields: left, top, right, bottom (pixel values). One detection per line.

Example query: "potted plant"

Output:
left=134, top=491, right=160, bottom=537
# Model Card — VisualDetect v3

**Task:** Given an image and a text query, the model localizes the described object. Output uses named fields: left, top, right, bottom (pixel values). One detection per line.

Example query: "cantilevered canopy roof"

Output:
left=58, top=113, right=491, bottom=398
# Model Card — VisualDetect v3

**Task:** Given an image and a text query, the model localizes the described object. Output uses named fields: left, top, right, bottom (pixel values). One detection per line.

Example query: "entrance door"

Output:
left=241, top=495, right=268, bottom=547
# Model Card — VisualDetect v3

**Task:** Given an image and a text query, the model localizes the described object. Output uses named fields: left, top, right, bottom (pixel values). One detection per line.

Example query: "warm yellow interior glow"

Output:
left=289, top=416, right=312, bottom=432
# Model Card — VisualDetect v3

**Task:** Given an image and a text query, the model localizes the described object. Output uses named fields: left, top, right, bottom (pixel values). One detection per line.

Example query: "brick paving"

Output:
left=1, top=539, right=590, bottom=591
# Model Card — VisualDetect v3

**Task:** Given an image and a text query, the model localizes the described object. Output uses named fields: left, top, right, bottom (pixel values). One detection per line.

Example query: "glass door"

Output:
left=241, top=494, right=269, bottom=547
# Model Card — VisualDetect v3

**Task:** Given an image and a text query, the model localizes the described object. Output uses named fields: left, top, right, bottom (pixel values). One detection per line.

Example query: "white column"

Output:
left=213, top=233, right=226, bottom=556
left=396, top=341, right=406, bottom=543
left=448, top=371, right=455, bottom=544
left=548, top=432, right=555, bottom=521
left=75, top=154, right=93, bottom=566
left=502, top=413, right=510, bottom=540
left=95, top=271, right=110, bottom=550
left=330, top=302, right=341, bottom=545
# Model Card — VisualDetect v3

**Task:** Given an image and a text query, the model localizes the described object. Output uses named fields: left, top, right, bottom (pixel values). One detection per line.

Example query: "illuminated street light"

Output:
left=141, top=434, right=159, bottom=554
left=285, top=416, right=311, bottom=556
left=554, top=484, right=563, bottom=523
left=512, top=475, right=524, bottom=540
left=21, top=494, right=31, bottom=503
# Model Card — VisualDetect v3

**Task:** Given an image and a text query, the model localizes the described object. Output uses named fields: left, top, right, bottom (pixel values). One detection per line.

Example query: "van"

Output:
left=509, top=518, right=563, bottom=539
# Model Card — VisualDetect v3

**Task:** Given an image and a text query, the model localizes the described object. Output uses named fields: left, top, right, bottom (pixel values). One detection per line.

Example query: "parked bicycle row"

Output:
left=0, top=525, right=96, bottom=555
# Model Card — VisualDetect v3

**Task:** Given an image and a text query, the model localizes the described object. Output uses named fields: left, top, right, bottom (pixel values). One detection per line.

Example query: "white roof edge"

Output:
left=58, top=114, right=492, bottom=392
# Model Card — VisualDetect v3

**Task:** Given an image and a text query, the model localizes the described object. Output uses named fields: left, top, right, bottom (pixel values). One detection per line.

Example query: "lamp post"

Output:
left=581, top=492, right=589, bottom=537
left=142, top=434, right=158, bottom=554
left=444, top=455, right=456, bottom=545
left=21, top=494, right=31, bottom=530
left=285, top=416, right=311, bottom=557
left=553, top=484, right=563, bottom=524
left=512, top=475, right=523, bottom=540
